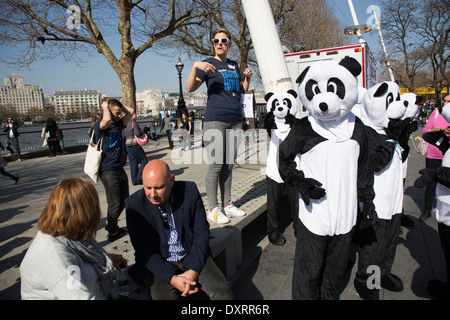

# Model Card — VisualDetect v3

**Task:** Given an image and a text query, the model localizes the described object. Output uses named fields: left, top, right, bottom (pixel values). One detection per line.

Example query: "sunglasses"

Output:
left=212, top=38, right=229, bottom=45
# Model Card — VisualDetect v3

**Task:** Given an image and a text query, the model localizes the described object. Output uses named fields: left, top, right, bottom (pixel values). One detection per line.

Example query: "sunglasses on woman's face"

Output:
left=212, top=38, right=229, bottom=45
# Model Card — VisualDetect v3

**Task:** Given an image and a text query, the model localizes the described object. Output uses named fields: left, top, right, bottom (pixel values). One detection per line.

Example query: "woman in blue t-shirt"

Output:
left=186, top=27, right=252, bottom=224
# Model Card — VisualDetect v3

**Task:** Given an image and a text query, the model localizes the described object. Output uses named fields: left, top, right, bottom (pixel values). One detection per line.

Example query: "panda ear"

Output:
left=339, top=56, right=361, bottom=77
left=296, top=66, right=310, bottom=84
left=416, top=95, right=423, bottom=105
left=374, top=82, right=389, bottom=98
left=265, top=92, right=274, bottom=102
left=287, top=89, right=297, bottom=99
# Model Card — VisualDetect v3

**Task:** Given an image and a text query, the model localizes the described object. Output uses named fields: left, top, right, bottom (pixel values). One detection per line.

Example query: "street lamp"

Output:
left=344, top=24, right=372, bottom=36
left=175, top=57, right=187, bottom=119
left=344, top=0, right=372, bottom=44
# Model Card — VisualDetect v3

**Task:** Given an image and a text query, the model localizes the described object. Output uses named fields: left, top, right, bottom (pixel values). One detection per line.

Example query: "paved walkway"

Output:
left=0, top=131, right=447, bottom=300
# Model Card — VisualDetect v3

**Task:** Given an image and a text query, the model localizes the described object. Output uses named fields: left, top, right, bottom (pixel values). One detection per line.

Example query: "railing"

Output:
left=0, top=120, right=161, bottom=156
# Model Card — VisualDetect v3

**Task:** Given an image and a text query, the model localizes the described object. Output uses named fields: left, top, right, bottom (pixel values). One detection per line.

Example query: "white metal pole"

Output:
left=372, top=5, right=395, bottom=81
left=242, top=0, right=293, bottom=94
left=347, top=0, right=365, bottom=44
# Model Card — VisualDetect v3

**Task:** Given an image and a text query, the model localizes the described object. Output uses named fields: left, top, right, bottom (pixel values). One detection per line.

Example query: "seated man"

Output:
left=125, top=159, right=232, bottom=300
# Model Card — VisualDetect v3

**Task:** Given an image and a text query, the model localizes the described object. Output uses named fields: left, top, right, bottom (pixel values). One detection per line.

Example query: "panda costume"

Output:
left=279, top=57, right=376, bottom=300
left=353, top=81, right=411, bottom=299
left=398, top=93, right=422, bottom=228
left=264, top=90, right=300, bottom=245
left=415, top=102, right=450, bottom=299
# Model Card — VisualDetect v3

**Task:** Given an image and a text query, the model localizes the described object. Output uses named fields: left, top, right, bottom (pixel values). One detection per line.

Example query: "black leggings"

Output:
left=424, top=158, right=442, bottom=212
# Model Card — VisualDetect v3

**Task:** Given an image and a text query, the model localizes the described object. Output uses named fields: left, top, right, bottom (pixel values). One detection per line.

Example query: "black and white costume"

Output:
left=354, top=81, right=411, bottom=299
left=279, top=57, right=376, bottom=300
left=264, top=90, right=299, bottom=245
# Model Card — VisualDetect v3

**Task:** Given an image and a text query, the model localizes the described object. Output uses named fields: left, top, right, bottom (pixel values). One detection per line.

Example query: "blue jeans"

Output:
left=126, top=144, right=148, bottom=185
left=6, top=137, right=21, bottom=160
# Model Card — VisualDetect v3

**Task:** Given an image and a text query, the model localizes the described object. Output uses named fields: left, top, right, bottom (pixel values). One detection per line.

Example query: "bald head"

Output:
left=142, top=160, right=175, bottom=208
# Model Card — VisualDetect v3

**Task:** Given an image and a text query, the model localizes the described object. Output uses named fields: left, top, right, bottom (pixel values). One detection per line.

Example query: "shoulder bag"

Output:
left=416, top=109, right=439, bottom=156
left=84, top=130, right=103, bottom=183
left=132, top=121, right=149, bottom=146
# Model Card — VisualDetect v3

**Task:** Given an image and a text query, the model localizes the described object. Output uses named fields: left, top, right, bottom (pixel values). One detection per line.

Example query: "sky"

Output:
left=0, top=0, right=384, bottom=97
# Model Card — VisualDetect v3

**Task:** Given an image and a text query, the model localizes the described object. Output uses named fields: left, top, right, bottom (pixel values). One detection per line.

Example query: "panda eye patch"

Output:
left=283, top=98, right=292, bottom=109
left=305, top=79, right=320, bottom=101
left=271, top=99, right=280, bottom=111
left=386, top=93, right=394, bottom=109
left=327, top=77, right=345, bottom=100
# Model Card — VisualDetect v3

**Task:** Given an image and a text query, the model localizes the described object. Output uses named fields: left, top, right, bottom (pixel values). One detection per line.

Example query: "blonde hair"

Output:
left=212, top=27, right=231, bottom=40
left=37, top=177, right=101, bottom=240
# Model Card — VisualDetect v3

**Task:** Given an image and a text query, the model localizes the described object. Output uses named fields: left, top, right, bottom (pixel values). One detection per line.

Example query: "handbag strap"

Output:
left=432, top=108, right=439, bottom=127
left=90, top=129, right=104, bottom=150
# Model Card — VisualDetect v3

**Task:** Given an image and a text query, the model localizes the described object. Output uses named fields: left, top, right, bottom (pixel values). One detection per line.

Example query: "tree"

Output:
left=156, top=0, right=297, bottom=73
left=415, top=0, right=450, bottom=105
left=379, top=0, right=426, bottom=90
left=279, top=0, right=350, bottom=52
left=154, top=0, right=347, bottom=88
left=379, top=0, right=449, bottom=96
left=0, top=0, right=217, bottom=109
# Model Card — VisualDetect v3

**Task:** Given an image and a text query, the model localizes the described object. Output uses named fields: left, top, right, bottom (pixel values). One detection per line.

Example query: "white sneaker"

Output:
left=224, top=204, right=246, bottom=217
left=207, top=207, right=230, bottom=224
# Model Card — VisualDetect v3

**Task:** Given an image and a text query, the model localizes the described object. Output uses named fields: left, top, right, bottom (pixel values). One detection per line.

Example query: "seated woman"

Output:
left=20, top=177, right=127, bottom=300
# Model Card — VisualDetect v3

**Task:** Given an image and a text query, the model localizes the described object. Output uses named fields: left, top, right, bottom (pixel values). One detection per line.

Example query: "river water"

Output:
left=0, top=119, right=161, bottom=156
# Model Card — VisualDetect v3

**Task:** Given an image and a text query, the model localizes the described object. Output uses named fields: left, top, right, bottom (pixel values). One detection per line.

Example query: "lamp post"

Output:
left=371, top=5, right=395, bottom=81
left=344, top=0, right=372, bottom=44
left=175, top=57, right=187, bottom=119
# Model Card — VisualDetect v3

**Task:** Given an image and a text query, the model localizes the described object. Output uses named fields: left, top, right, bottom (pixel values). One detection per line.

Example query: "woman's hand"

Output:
left=195, top=61, right=216, bottom=74
left=243, top=68, right=252, bottom=80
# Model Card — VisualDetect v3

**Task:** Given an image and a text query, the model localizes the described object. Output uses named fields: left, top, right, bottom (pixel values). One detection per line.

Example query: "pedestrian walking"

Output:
left=0, top=141, right=19, bottom=184
left=3, top=116, right=22, bottom=161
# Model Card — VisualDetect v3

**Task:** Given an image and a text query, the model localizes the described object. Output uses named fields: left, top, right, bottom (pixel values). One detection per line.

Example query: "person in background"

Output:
left=125, top=113, right=148, bottom=185
left=93, top=99, right=134, bottom=242
left=160, top=110, right=174, bottom=149
left=3, top=116, right=22, bottom=162
left=20, top=177, right=127, bottom=300
left=43, top=118, right=60, bottom=157
left=178, top=112, right=192, bottom=151
left=421, top=94, right=450, bottom=221
left=186, top=27, right=252, bottom=224
left=0, top=141, right=19, bottom=184
left=143, top=123, right=157, bottom=140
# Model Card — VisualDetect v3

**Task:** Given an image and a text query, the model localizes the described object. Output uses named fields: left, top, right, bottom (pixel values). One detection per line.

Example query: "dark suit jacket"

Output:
left=3, top=122, right=20, bottom=138
left=125, top=181, right=211, bottom=286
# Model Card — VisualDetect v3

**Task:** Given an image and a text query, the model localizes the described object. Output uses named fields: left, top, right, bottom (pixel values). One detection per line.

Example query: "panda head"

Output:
left=296, top=56, right=361, bottom=121
left=400, top=93, right=423, bottom=120
left=265, top=90, right=298, bottom=122
left=385, top=81, right=407, bottom=119
left=362, top=81, right=404, bottom=128
left=441, top=103, right=450, bottom=123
